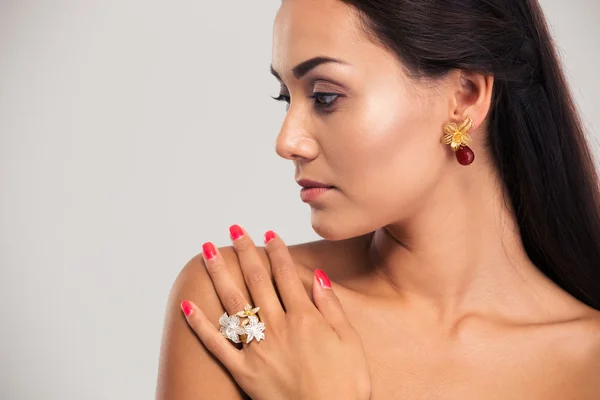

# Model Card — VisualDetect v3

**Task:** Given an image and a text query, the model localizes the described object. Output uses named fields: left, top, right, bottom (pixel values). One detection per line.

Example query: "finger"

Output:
left=263, top=230, right=312, bottom=312
left=312, top=269, right=356, bottom=340
left=180, top=300, right=243, bottom=374
left=202, top=242, right=251, bottom=316
left=229, top=225, right=284, bottom=320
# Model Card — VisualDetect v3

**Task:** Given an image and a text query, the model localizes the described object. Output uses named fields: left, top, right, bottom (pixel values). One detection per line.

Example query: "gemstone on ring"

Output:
left=219, top=303, right=266, bottom=344
left=243, top=315, right=265, bottom=343
left=218, top=312, right=246, bottom=344
left=235, top=304, right=260, bottom=318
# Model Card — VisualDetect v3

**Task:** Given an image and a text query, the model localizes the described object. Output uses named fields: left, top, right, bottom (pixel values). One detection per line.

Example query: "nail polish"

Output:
left=264, top=230, right=276, bottom=244
left=202, top=242, right=217, bottom=260
left=315, top=269, right=331, bottom=289
left=229, top=224, right=244, bottom=241
left=181, top=300, right=193, bottom=316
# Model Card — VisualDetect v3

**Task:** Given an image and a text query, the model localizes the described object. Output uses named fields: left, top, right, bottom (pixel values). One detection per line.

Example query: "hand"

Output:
left=180, top=225, right=372, bottom=400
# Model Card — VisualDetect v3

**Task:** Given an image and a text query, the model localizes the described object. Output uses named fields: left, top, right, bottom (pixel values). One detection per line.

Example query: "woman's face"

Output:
left=271, top=0, right=453, bottom=240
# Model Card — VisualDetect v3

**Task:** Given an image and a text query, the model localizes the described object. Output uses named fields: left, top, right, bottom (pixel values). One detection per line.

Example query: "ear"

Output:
left=447, top=70, right=494, bottom=130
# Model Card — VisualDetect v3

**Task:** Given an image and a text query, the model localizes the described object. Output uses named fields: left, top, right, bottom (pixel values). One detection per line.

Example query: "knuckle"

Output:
left=234, top=237, right=253, bottom=253
left=246, top=271, right=268, bottom=289
left=226, top=293, right=247, bottom=313
left=203, top=258, right=223, bottom=275
left=272, top=262, right=295, bottom=280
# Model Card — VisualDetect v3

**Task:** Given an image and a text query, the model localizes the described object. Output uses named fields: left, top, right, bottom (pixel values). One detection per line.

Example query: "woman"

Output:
left=156, top=0, right=600, bottom=398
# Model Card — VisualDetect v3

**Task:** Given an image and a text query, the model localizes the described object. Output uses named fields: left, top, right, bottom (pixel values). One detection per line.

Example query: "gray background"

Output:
left=0, top=1, right=598, bottom=399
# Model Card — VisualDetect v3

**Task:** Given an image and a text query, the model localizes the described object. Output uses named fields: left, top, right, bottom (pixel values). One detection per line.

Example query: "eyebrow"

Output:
left=270, top=56, right=348, bottom=81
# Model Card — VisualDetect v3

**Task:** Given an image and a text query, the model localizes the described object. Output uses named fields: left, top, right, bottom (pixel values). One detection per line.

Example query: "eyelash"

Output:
left=271, top=92, right=340, bottom=109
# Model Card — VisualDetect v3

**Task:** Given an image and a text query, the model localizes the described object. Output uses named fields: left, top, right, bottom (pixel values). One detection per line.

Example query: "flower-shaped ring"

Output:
left=219, top=304, right=266, bottom=344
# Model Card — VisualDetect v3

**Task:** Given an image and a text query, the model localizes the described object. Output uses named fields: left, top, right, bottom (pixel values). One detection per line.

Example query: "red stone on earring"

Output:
left=455, top=146, right=475, bottom=165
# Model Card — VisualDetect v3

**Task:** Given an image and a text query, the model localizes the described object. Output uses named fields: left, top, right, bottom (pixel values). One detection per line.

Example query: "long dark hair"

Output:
left=340, top=0, right=600, bottom=309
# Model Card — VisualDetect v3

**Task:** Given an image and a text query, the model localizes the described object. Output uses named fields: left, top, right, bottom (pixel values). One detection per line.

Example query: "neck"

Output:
left=364, top=162, right=551, bottom=320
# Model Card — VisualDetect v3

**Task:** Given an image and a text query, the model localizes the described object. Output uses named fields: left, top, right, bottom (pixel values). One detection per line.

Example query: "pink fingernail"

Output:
left=202, top=242, right=217, bottom=260
left=229, top=224, right=244, bottom=241
left=315, top=269, right=331, bottom=289
left=264, top=230, right=276, bottom=244
left=181, top=300, right=193, bottom=316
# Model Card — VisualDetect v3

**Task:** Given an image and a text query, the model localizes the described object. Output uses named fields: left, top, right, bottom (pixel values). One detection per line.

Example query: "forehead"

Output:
left=271, top=0, right=368, bottom=76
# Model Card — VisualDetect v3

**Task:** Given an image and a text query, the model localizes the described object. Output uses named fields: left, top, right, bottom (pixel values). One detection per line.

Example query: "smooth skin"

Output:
left=178, top=228, right=371, bottom=400
left=156, top=0, right=600, bottom=398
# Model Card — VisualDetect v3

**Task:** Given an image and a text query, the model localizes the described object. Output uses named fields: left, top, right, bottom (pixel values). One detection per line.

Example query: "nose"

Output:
left=275, top=118, right=319, bottom=161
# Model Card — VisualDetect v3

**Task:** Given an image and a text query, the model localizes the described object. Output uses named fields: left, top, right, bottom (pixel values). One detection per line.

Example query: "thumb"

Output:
left=312, top=269, right=354, bottom=340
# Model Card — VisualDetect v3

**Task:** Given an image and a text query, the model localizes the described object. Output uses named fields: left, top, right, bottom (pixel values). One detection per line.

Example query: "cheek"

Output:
left=326, top=90, right=447, bottom=215
left=326, top=91, right=410, bottom=165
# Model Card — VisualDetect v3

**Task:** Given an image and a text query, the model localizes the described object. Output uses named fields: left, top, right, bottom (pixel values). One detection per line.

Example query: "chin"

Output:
left=310, top=211, right=373, bottom=241
left=312, top=224, right=346, bottom=241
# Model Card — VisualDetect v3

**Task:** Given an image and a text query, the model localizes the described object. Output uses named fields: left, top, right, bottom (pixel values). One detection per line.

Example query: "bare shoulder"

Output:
left=566, top=310, right=600, bottom=398
left=567, top=309, right=600, bottom=372
left=156, top=248, right=251, bottom=400
left=543, top=306, right=600, bottom=398
left=557, top=308, right=600, bottom=361
left=156, top=235, right=365, bottom=400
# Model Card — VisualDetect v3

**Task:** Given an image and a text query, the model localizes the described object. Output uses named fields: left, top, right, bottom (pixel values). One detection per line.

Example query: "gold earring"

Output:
left=441, top=115, right=475, bottom=165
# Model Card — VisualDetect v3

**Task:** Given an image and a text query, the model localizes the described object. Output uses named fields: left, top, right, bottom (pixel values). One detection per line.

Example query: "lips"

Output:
left=296, top=179, right=334, bottom=189
left=296, top=179, right=335, bottom=203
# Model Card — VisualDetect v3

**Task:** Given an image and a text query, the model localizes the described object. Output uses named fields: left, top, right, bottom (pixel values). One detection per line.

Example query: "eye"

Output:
left=270, top=92, right=341, bottom=110
left=309, top=92, right=340, bottom=109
